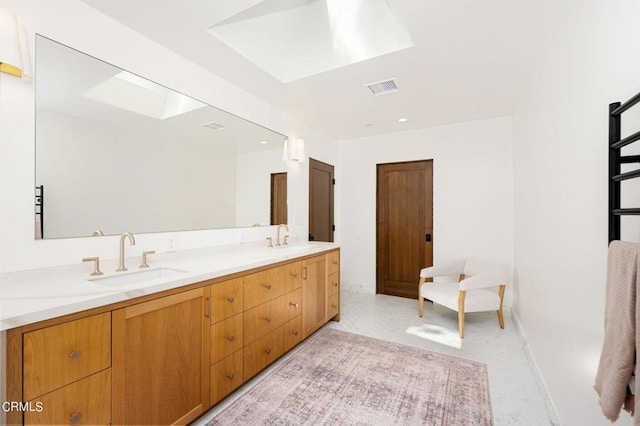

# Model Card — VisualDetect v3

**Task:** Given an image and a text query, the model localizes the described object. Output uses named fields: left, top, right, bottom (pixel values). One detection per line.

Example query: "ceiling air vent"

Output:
left=200, top=121, right=226, bottom=131
left=365, top=78, right=399, bottom=96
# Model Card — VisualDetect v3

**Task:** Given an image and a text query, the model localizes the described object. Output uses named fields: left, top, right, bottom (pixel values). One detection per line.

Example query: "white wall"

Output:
left=512, top=1, right=640, bottom=424
left=0, top=0, right=336, bottom=273
left=337, top=117, right=514, bottom=298
left=37, top=109, right=237, bottom=237
left=236, top=148, right=286, bottom=227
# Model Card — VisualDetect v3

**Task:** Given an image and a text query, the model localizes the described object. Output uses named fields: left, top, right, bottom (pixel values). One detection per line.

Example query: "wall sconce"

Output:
left=282, top=138, right=306, bottom=162
left=0, top=7, right=32, bottom=80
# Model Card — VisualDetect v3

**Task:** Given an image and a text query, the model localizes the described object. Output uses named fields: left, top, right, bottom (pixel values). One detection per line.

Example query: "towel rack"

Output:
left=609, top=91, right=640, bottom=242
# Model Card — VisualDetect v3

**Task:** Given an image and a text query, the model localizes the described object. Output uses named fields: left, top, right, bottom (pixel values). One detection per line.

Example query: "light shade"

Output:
left=0, top=7, right=31, bottom=80
left=282, top=138, right=305, bottom=162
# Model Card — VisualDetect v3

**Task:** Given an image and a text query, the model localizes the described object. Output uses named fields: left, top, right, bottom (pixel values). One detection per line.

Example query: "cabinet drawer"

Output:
left=327, top=251, right=340, bottom=274
left=244, top=328, right=284, bottom=381
left=211, top=313, right=243, bottom=364
left=327, top=272, right=340, bottom=297
left=243, top=263, right=302, bottom=310
left=282, top=316, right=302, bottom=353
left=25, top=368, right=111, bottom=426
left=23, top=312, right=111, bottom=400
left=282, top=289, right=302, bottom=322
left=244, top=297, right=285, bottom=344
left=282, top=261, right=303, bottom=292
left=327, top=293, right=340, bottom=319
left=211, top=351, right=243, bottom=406
left=211, top=277, right=244, bottom=324
left=243, top=269, right=285, bottom=310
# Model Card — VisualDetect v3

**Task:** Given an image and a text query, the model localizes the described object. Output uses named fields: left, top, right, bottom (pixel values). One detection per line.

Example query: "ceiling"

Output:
left=80, top=0, right=535, bottom=141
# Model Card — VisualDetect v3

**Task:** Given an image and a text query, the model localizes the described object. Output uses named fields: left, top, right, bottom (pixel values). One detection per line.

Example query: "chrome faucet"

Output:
left=117, top=232, right=136, bottom=272
left=275, top=224, right=289, bottom=246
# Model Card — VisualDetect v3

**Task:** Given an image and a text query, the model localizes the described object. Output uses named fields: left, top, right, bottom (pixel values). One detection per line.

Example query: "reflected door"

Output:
left=271, top=172, right=287, bottom=225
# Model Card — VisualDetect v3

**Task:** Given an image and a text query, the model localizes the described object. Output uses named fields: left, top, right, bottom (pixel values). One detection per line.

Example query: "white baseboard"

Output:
left=511, top=309, right=563, bottom=426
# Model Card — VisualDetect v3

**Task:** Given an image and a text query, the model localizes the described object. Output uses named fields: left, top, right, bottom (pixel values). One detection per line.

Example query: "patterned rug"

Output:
left=209, top=328, right=492, bottom=425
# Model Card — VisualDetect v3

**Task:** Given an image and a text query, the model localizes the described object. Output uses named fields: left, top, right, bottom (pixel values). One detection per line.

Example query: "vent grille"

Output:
left=365, top=78, right=399, bottom=95
left=200, top=121, right=226, bottom=130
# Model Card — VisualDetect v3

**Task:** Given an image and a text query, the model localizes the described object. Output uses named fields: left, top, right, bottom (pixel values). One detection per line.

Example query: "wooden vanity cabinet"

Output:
left=112, top=288, right=210, bottom=426
left=5, top=248, right=339, bottom=425
left=302, top=251, right=341, bottom=338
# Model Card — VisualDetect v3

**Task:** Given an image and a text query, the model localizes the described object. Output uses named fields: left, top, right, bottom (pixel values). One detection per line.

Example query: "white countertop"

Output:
left=0, top=241, right=339, bottom=331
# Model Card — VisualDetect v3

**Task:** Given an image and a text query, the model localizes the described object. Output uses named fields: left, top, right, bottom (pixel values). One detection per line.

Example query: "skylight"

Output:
left=206, top=0, right=413, bottom=82
left=83, top=71, right=206, bottom=120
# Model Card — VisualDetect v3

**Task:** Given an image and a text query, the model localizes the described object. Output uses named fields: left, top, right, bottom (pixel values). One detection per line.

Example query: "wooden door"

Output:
left=376, top=160, right=433, bottom=298
left=112, top=288, right=209, bottom=425
left=271, top=172, right=287, bottom=225
left=309, top=158, right=334, bottom=242
left=301, top=255, right=327, bottom=337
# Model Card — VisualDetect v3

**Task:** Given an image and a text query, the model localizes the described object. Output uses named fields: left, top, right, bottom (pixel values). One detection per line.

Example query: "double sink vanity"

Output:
left=1, top=240, right=340, bottom=425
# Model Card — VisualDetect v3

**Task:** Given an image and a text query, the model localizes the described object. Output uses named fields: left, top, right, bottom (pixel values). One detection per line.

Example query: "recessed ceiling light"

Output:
left=398, top=117, right=408, bottom=122
left=260, top=140, right=268, bottom=144
left=365, top=123, right=373, bottom=127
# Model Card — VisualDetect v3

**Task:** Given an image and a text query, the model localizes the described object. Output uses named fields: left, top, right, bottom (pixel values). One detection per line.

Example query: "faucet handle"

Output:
left=283, top=235, right=289, bottom=245
left=265, top=237, right=273, bottom=248
left=82, top=257, right=103, bottom=276
left=140, top=250, right=156, bottom=268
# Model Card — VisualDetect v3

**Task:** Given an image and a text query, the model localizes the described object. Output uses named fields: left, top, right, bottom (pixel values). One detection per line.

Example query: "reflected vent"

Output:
left=200, top=121, right=226, bottom=130
left=365, top=78, right=399, bottom=95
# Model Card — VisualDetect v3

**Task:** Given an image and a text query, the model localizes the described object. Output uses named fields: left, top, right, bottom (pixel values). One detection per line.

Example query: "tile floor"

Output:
left=194, top=290, right=552, bottom=425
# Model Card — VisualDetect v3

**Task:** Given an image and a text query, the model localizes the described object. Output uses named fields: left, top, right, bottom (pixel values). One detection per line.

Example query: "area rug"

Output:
left=209, top=328, right=492, bottom=425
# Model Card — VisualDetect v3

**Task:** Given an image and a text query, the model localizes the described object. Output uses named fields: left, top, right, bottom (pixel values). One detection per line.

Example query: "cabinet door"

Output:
left=302, top=255, right=327, bottom=338
left=112, top=288, right=209, bottom=425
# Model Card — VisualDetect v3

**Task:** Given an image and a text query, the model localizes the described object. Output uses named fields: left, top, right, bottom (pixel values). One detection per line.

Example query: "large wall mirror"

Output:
left=35, top=35, right=287, bottom=239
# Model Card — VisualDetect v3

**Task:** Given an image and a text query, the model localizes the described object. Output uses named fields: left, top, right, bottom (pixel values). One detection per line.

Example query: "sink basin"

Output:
left=273, top=244, right=314, bottom=252
left=88, top=267, right=186, bottom=287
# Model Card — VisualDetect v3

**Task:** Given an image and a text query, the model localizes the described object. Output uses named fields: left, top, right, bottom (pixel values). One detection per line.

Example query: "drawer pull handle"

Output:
left=265, top=316, right=272, bottom=323
left=264, top=283, right=272, bottom=290
left=332, top=304, right=338, bottom=308
left=265, top=348, right=272, bottom=354
left=227, top=335, right=235, bottom=342
left=227, top=296, right=235, bottom=304
left=69, top=349, right=82, bottom=360
left=292, top=272, right=299, bottom=278
left=226, top=373, right=235, bottom=381
left=332, top=282, right=338, bottom=287
left=69, top=412, right=82, bottom=424
left=332, top=259, right=338, bottom=265
left=292, top=331, right=299, bottom=336
left=290, top=302, right=299, bottom=308
left=303, top=267, right=307, bottom=280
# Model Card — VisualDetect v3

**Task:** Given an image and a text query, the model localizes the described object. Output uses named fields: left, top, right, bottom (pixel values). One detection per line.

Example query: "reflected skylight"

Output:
left=83, top=71, right=207, bottom=120
left=206, top=0, right=413, bottom=82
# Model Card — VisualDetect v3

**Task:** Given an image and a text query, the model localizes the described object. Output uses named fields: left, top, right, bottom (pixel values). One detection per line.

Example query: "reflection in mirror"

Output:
left=35, top=35, right=287, bottom=239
